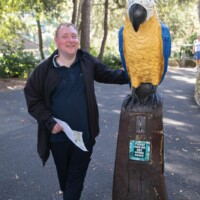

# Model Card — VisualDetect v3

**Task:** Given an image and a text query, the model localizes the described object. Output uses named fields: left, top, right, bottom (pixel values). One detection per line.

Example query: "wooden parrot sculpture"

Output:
left=119, top=0, right=171, bottom=105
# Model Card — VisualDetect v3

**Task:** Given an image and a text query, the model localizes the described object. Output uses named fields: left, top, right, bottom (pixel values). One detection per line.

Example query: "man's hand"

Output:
left=52, top=123, right=63, bottom=134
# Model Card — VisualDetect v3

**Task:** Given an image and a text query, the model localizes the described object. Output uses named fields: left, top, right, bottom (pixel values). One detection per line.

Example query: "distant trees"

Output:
left=198, top=0, right=200, bottom=21
left=0, top=0, right=67, bottom=60
left=98, top=0, right=109, bottom=61
left=157, top=0, right=198, bottom=44
left=80, top=0, right=91, bottom=52
left=21, top=0, right=67, bottom=60
left=0, top=0, right=199, bottom=61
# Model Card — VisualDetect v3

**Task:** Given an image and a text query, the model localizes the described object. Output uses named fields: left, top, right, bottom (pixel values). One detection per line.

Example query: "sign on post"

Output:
left=129, top=140, right=150, bottom=161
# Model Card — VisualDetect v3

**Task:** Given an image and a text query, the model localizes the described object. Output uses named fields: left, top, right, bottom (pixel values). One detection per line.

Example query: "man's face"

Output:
left=54, top=25, right=79, bottom=56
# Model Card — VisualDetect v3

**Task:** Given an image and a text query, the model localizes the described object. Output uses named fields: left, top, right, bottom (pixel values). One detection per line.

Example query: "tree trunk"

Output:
left=76, top=0, right=84, bottom=32
left=36, top=15, right=45, bottom=60
left=98, top=0, right=109, bottom=61
left=80, top=0, right=90, bottom=52
left=72, top=0, right=78, bottom=25
left=198, top=0, right=200, bottom=21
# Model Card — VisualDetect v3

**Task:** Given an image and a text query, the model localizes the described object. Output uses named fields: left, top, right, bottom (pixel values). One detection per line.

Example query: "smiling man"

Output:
left=24, top=22, right=129, bottom=200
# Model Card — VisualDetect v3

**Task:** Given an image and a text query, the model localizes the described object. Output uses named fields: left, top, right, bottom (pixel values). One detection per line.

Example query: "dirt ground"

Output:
left=0, top=78, right=27, bottom=92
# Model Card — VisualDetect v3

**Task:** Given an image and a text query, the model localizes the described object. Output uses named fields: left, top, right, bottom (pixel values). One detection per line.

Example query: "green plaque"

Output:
left=129, top=140, right=150, bottom=161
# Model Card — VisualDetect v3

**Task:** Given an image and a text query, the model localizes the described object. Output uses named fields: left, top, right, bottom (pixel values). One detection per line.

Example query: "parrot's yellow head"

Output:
left=126, top=0, right=156, bottom=32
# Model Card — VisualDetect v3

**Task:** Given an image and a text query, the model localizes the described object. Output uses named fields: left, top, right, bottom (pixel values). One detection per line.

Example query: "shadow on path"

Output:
left=0, top=68, right=199, bottom=200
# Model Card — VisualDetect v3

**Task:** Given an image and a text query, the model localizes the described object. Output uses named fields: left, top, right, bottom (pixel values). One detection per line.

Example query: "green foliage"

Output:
left=48, top=41, right=56, bottom=55
left=102, top=53, right=122, bottom=69
left=0, top=49, right=39, bottom=78
left=90, top=46, right=121, bottom=69
left=112, top=0, right=125, bottom=8
left=180, top=46, right=193, bottom=57
left=176, top=33, right=198, bottom=59
left=157, top=0, right=198, bottom=44
left=187, top=33, right=198, bottom=44
left=90, top=46, right=99, bottom=57
left=0, top=0, right=199, bottom=71
left=172, top=51, right=181, bottom=58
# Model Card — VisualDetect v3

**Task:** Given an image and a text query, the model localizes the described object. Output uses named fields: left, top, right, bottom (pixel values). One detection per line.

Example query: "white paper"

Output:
left=53, top=118, right=88, bottom=152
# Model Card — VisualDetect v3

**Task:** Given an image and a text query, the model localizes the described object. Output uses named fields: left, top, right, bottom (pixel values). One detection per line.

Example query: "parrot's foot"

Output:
left=130, top=91, right=140, bottom=105
left=143, top=93, right=162, bottom=108
left=128, top=83, right=162, bottom=109
left=129, top=91, right=162, bottom=109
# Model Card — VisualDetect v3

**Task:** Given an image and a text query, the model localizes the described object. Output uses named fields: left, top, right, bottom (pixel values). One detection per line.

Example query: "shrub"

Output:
left=169, top=58, right=196, bottom=68
left=168, top=58, right=180, bottom=67
left=90, top=46, right=98, bottom=57
left=0, top=50, right=39, bottom=78
left=184, top=59, right=196, bottom=68
left=102, top=53, right=122, bottom=69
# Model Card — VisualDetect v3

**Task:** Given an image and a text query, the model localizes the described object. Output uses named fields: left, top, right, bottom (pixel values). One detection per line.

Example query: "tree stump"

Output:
left=112, top=94, right=168, bottom=200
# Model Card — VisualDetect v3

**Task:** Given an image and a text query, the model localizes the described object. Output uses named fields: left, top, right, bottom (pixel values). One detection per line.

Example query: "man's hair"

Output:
left=55, top=22, right=77, bottom=37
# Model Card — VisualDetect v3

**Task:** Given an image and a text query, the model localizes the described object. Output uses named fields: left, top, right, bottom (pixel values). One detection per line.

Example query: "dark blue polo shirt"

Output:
left=50, top=54, right=90, bottom=142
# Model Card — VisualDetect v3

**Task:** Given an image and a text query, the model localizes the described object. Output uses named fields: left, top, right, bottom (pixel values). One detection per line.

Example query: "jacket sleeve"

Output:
left=24, top=65, right=56, bottom=132
left=92, top=56, right=129, bottom=84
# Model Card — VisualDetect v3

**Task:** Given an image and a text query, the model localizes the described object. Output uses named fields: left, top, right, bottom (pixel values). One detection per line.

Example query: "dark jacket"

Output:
left=24, top=49, right=128, bottom=165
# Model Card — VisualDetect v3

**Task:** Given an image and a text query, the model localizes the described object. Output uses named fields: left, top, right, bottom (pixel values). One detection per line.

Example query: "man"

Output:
left=24, top=22, right=128, bottom=200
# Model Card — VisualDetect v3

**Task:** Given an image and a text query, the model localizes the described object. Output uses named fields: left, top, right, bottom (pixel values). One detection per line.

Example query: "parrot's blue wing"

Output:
left=160, top=22, right=171, bottom=84
left=118, top=26, right=130, bottom=86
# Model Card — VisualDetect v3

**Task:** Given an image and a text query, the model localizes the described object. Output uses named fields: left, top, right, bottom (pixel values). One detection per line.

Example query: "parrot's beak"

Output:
left=129, top=4, right=147, bottom=32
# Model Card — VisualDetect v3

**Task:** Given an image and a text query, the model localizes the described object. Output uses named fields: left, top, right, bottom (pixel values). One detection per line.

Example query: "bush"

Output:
left=169, top=58, right=196, bottom=68
left=0, top=50, right=39, bottom=78
left=168, top=58, right=180, bottom=67
left=90, top=46, right=98, bottom=57
left=90, top=46, right=122, bottom=69
left=184, top=59, right=196, bottom=68
left=102, top=53, right=122, bottom=69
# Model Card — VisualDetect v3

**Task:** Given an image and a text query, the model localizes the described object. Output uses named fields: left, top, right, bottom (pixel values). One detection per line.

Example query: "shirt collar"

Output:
left=52, top=52, right=80, bottom=68
left=53, top=54, right=61, bottom=68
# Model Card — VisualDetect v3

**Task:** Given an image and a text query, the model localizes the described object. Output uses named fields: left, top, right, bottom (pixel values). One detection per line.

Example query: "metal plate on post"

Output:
left=129, top=140, right=150, bottom=161
left=136, top=116, right=146, bottom=133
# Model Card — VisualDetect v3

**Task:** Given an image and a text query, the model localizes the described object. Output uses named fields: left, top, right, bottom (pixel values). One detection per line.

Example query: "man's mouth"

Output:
left=66, top=45, right=75, bottom=48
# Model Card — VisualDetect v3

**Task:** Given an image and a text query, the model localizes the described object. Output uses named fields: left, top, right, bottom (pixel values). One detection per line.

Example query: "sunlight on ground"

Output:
left=173, top=95, right=189, bottom=100
left=164, top=117, right=193, bottom=127
left=169, top=68, right=196, bottom=84
left=98, top=103, right=104, bottom=107
left=112, top=109, right=121, bottom=114
left=162, top=89, right=174, bottom=94
left=7, top=86, right=24, bottom=90
left=170, top=75, right=195, bottom=84
left=166, top=109, right=182, bottom=114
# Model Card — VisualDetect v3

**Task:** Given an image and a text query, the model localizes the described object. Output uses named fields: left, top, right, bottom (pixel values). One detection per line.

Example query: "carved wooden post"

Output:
left=113, top=94, right=168, bottom=200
